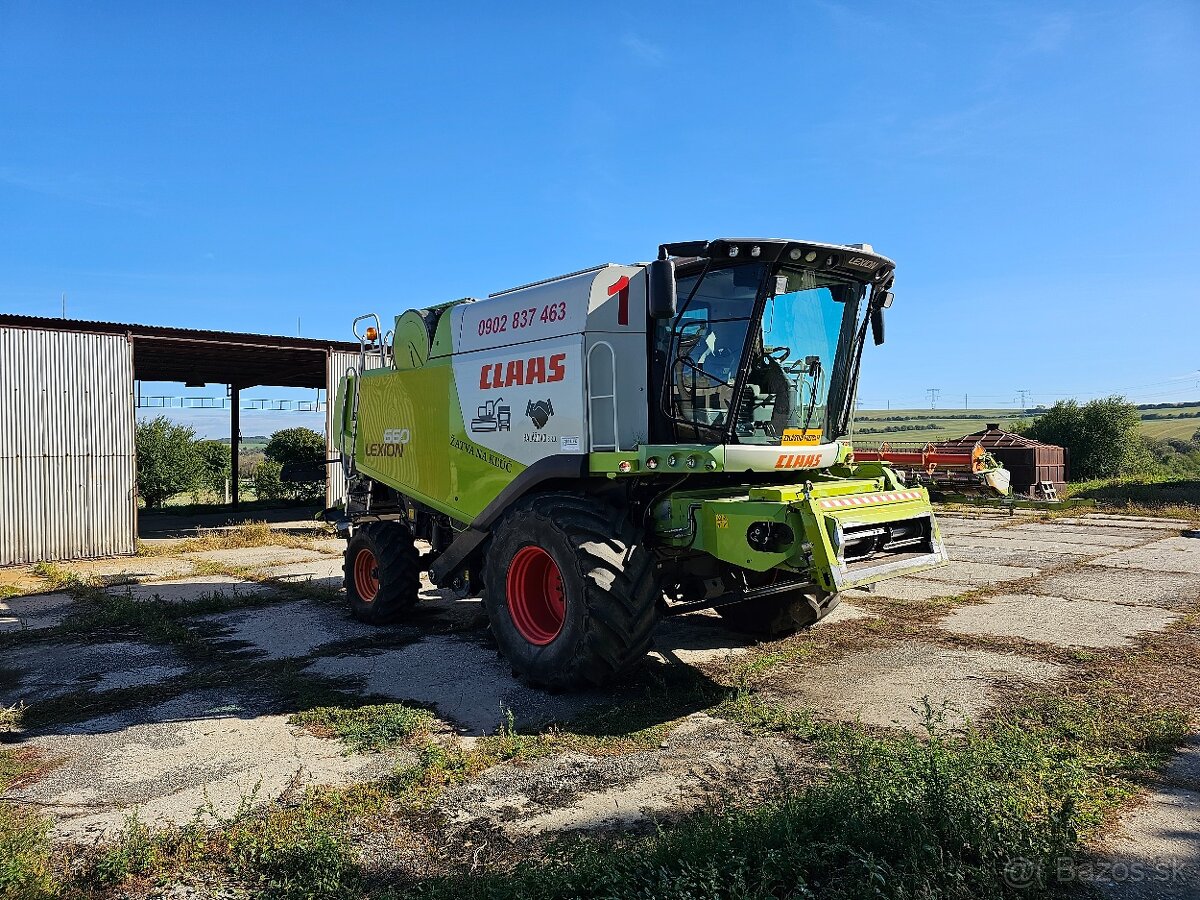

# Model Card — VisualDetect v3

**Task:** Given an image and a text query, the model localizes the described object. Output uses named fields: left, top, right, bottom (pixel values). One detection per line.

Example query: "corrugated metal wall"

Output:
left=325, top=349, right=385, bottom=507
left=0, top=328, right=137, bottom=565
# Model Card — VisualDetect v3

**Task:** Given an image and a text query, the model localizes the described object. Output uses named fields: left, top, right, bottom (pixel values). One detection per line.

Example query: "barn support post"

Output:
left=230, top=383, right=240, bottom=508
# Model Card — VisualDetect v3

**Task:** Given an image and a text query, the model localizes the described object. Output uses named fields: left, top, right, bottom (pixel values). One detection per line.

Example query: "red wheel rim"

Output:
left=353, top=548, right=380, bottom=602
left=506, top=546, right=566, bottom=645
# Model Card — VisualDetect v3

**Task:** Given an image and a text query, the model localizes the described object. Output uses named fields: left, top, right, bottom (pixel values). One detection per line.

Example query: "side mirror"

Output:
left=879, top=290, right=895, bottom=309
left=648, top=258, right=677, bottom=320
left=871, top=305, right=886, bottom=346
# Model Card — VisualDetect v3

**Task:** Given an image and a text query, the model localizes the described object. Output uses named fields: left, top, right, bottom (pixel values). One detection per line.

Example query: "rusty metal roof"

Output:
left=938, top=424, right=1049, bottom=449
left=0, top=315, right=359, bottom=388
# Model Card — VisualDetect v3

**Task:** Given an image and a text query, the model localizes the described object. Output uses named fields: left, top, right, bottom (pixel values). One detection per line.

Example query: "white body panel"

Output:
left=449, top=264, right=650, bottom=464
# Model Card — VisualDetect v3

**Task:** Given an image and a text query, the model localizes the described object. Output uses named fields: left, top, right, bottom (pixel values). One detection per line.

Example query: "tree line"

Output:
left=136, top=416, right=327, bottom=508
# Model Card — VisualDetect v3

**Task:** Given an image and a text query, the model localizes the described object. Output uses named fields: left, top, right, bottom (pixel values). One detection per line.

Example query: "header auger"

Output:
left=330, top=238, right=950, bottom=689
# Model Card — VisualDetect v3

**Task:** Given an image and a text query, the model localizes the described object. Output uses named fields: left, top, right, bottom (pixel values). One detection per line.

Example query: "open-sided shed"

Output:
left=0, top=315, right=358, bottom=565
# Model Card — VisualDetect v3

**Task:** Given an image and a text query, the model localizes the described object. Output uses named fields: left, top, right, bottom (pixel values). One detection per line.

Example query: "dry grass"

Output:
left=137, top=521, right=334, bottom=557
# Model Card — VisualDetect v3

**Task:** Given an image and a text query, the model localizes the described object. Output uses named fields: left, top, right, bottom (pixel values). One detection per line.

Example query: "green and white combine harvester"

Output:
left=330, top=238, right=950, bottom=689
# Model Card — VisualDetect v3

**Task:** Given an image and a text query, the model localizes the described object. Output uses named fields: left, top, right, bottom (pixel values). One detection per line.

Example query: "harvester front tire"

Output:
left=717, top=589, right=840, bottom=638
left=344, top=523, right=421, bottom=625
left=483, top=493, right=660, bottom=690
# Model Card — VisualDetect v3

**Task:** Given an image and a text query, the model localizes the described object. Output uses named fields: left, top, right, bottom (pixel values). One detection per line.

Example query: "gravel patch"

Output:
left=938, top=594, right=1180, bottom=648
left=198, top=600, right=377, bottom=659
left=0, top=591, right=74, bottom=632
left=1, top=640, right=189, bottom=706
left=3, top=688, right=396, bottom=843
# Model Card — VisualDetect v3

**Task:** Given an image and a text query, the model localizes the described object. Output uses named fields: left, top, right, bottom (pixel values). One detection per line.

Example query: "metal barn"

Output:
left=0, top=316, right=358, bottom=566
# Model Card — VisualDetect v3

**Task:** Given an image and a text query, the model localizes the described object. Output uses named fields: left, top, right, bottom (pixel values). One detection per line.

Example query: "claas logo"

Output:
left=479, top=353, right=566, bottom=390
left=775, top=452, right=823, bottom=469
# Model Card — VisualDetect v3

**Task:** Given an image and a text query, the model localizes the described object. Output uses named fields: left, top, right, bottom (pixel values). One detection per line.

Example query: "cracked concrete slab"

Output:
left=941, top=533, right=1125, bottom=556
left=311, top=538, right=347, bottom=556
left=105, top=576, right=277, bottom=605
left=56, top=556, right=197, bottom=583
left=306, top=636, right=607, bottom=735
left=181, top=546, right=326, bottom=568
left=198, top=600, right=376, bottom=659
left=0, top=591, right=74, bottom=632
left=1003, top=525, right=1154, bottom=547
left=847, top=579, right=975, bottom=602
left=651, top=602, right=872, bottom=665
left=438, top=714, right=806, bottom=838
left=920, top=560, right=1042, bottom=586
left=939, top=594, right=1180, bottom=648
left=1027, top=568, right=1200, bottom=609
left=772, top=642, right=1062, bottom=729
left=2, top=689, right=396, bottom=843
left=1095, top=737, right=1200, bottom=899
left=1093, top=537, right=1200, bottom=574
left=1077, top=514, right=1197, bottom=529
left=941, top=543, right=1092, bottom=567
left=259, top=558, right=344, bottom=586
left=1, top=641, right=189, bottom=706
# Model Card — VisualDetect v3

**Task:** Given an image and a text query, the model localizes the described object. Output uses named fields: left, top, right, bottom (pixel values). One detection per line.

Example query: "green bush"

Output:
left=1024, top=396, right=1152, bottom=481
left=253, top=459, right=288, bottom=501
left=265, top=427, right=325, bottom=500
left=136, top=417, right=201, bottom=508
left=194, top=439, right=232, bottom=496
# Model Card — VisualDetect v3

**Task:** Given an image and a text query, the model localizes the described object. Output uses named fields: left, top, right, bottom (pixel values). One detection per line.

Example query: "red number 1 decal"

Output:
left=608, top=275, right=630, bottom=326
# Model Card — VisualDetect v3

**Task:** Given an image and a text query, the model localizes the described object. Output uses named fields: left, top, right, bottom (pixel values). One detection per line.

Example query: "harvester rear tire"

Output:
left=717, top=589, right=840, bottom=638
left=482, top=493, right=660, bottom=690
left=344, top=522, right=421, bottom=625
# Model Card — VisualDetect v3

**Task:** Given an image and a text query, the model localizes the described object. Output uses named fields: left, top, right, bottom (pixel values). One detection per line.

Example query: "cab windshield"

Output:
left=658, top=263, right=867, bottom=444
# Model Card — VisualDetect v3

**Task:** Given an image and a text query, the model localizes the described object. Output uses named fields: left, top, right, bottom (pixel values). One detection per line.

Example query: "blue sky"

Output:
left=2, top=1, right=1198, bottom=437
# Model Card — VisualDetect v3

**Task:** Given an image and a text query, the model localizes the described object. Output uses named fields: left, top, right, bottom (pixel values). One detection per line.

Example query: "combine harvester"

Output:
left=330, top=238, right=952, bottom=688
left=852, top=440, right=1012, bottom=498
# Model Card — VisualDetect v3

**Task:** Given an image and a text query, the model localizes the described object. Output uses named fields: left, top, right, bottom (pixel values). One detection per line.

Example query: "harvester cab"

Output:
left=331, top=238, right=950, bottom=689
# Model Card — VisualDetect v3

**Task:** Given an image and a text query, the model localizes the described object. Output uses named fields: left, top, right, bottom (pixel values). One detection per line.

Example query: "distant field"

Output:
left=848, top=406, right=1200, bottom=444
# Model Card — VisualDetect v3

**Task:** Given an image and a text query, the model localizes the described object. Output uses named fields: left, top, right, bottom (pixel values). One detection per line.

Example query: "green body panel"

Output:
left=654, top=474, right=946, bottom=594
left=349, top=362, right=526, bottom=523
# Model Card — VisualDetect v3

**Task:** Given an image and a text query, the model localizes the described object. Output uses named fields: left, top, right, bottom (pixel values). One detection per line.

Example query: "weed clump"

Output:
left=291, top=703, right=436, bottom=753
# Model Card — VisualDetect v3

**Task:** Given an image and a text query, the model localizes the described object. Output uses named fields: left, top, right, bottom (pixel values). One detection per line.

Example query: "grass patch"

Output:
left=291, top=702, right=436, bottom=752
left=138, top=521, right=334, bottom=557
left=0, top=747, right=59, bottom=899
left=0, top=805, right=56, bottom=899
left=398, top=690, right=1188, bottom=900
left=30, top=562, right=83, bottom=591
left=1064, top=475, right=1200, bottom=519
left=0, top=583, right=18, bottom=600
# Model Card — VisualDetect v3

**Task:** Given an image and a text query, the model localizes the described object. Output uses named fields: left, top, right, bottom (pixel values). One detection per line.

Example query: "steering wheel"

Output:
left=763, top=346, right=790, bottom=363
left=677, top=354, right=733, bottom=386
